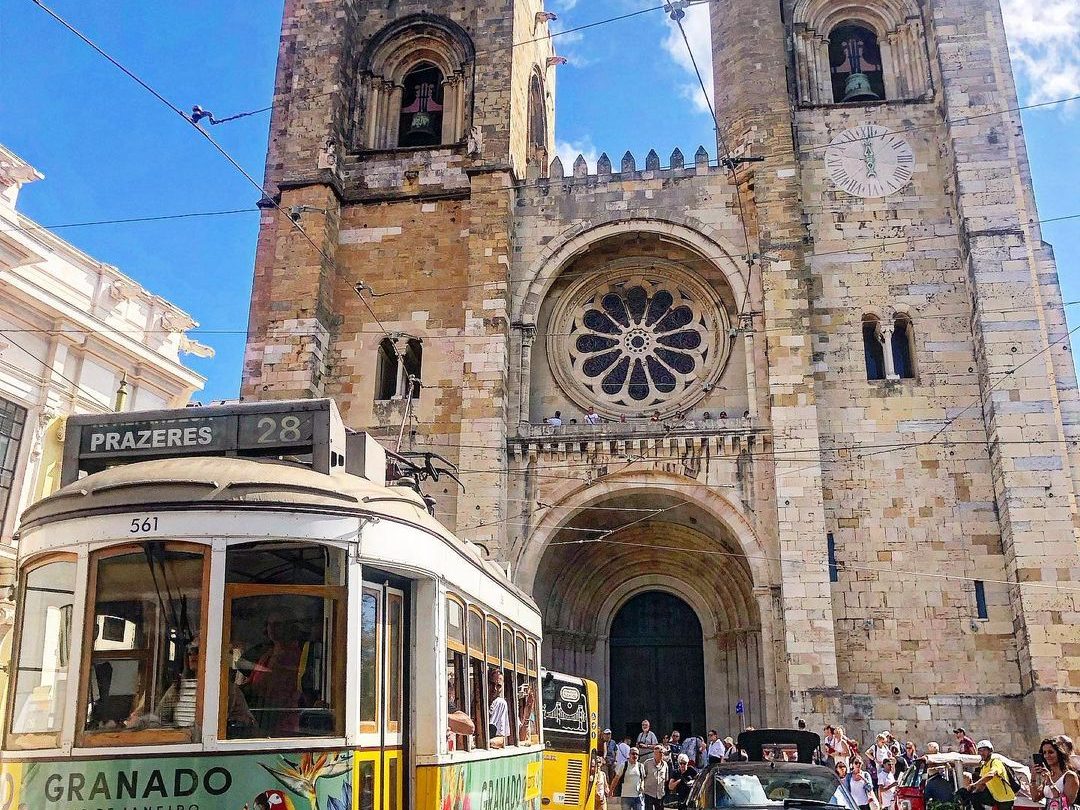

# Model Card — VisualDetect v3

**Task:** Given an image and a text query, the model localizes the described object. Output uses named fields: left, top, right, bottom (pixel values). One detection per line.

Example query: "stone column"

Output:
left=744, top=327, right=758, bottom=418
left=518, top=324, right=536, bottom=424
left=881, top=325, right=898, bottom=380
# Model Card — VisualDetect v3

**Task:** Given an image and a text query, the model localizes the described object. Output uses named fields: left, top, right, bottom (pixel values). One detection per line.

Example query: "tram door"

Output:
left=358, top=580, right=409, bottom=810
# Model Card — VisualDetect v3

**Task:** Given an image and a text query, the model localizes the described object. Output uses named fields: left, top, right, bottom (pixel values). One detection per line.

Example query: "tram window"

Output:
left=360, top=588, right=380, bottom=733
left=386, top=591, right=403, bottom=732
left=8, top=557, right=75, bottom=749
left=80, top=544, right=206, bottom=745
left=467, top=607, right=487, bottom=748
left=485, top=618, right=500, bottom=665
left=526, top=639, right=540, bottom=743
left=223, top=542, right=346, bottom=739
left=446, top=597, right=470, bottom=751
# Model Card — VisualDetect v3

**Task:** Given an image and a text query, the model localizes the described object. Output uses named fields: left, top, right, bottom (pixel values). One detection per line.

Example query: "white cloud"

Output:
left=662, top=4, right=714, bottom=117
left=555, top=138, right=600, bottom=172
left=1000, top=0, right=1080, bottom=106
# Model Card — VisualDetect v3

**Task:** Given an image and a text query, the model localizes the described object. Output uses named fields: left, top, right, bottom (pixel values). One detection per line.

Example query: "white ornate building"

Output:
left=0, top=145, right=208, bottom=615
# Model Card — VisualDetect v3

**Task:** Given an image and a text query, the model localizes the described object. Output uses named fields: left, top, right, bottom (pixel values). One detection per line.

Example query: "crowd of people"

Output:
left=590, top=719, right=751, bottom=809
left=820, top=724, right=1080, bottom=810
left=588, top=719, right=1080, bottom=810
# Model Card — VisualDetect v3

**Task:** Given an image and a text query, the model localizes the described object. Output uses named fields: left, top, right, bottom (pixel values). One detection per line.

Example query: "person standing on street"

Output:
left=968, top=739, right=1016, bottom=810
left=602, top=729, right=618, bottom=781
left=667, top=754, right=698, bottom=806
left=708, top=730, right=727, bottom=765
left=643, top=745, right=669, bottom=810
left=954, top=728, right=978, bottom=755
left=845, top=759, right=875, bottom=810
left=611, top=747, right=647, bottom=810
left=637, top=719, right=658, bottom=749
left=1034, top=737, right=1078, bottom=810
left=592, top=754, right=610, bottom=810
left=878, top=759, right=898, bottom=810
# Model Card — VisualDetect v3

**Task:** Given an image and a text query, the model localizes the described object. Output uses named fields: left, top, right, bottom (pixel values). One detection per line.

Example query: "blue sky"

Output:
left=1, top=0, right=1078, bottom=402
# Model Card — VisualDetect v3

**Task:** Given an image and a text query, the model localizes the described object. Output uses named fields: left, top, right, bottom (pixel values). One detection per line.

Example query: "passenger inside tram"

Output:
left=83, top=544, right=204, bottom=738
left=489, top=667, right=511, bottom=748
left=224, top=542, right=344, bottom=739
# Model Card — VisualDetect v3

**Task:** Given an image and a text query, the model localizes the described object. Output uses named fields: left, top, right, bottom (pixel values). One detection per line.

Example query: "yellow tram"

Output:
left=0, top=400, right=546, bottom=810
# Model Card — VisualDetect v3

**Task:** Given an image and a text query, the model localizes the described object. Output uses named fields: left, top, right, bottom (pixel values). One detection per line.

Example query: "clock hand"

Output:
left=862, top=137, right=878, bottom=178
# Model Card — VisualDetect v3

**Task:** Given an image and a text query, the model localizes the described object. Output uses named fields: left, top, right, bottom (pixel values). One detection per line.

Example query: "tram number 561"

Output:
left=130, top=516, right=160, bottom=534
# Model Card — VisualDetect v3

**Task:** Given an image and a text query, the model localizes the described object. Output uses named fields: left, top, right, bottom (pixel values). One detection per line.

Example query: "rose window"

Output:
left=548, top=269, right=729, bottom=417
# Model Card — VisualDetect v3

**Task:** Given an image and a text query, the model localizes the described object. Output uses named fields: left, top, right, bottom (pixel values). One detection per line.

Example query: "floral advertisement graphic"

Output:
left=0, top=750, right=352, bottom=810
left=435, top=754, right=543, bottom=810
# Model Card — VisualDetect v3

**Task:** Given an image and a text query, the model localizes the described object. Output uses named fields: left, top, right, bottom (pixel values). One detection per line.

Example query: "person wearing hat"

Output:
left=602, top=728, right=618, bottom=780
left=954, top=728, right=978, bottom=756
left=968, top=739, right=1016, bottom=810
left=667, top=753, right=698, bottom=806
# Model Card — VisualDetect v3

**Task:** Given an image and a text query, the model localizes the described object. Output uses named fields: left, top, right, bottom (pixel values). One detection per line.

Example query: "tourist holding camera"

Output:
left=1034, top=737, right=1079, bottom=810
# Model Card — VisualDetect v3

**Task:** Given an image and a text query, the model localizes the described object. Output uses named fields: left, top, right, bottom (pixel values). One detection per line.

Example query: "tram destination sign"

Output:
left=62, top=399, right=345, bottom=484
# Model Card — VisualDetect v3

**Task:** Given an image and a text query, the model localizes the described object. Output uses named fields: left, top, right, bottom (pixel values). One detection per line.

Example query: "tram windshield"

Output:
left=542, top=672, right=591, bottom=752
left=81, top=543, right=205, bottom=744
left=224, top=542, right=346, bottom=739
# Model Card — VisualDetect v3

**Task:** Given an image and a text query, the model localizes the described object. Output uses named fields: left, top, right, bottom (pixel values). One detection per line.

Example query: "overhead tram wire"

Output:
left=798, top=93, right=1080, bottom=156
left=666, top=0, right=757, bottom=321
left=543, top=535, right=1080, bottom=595
left=0, top=208, right=257, bottom=236
left=29, top=0, right=397, bottom=348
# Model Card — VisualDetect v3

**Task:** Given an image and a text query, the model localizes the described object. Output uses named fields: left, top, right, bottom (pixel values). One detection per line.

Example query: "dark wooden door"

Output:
left=609, top=591, right=706, bottom=740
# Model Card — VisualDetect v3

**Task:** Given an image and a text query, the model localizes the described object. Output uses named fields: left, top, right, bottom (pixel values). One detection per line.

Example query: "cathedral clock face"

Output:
left=825, top=125, right=914, bottom=198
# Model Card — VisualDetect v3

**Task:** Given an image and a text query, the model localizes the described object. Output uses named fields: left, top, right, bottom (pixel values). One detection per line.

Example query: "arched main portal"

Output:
left=610, top=591, right=705, bottom=740
left=524, top=482, right=774, bottom=733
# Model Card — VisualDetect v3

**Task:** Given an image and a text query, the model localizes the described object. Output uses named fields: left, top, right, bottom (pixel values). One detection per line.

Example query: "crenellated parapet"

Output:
left=523, top=145, right=720, bottom=191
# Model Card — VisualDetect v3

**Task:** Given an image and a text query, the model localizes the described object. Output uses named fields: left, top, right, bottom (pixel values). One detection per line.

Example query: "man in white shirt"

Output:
left=636, top=719, right=658, bottom=749
left=546, top=411, right=563, bottom=426
left=708, top=729, right=727, bottom=765
left=613, top=747, right=647, bottom=810
left=488, top=668, right=510, bottom=747
left=616, top=737, right=632, bottom=768
left=877, top=759, right=898, bottom=810
left=585, top=407, right=601, bottom=424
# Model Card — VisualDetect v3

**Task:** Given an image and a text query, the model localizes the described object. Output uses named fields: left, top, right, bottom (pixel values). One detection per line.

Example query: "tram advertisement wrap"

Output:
left=418, top=752, right=542, bottom=810
left=0, top=750, right=353, bottom=810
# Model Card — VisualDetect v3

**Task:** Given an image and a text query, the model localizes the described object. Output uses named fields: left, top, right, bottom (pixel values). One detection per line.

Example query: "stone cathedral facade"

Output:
left=243, top=0, right=1080, bottom=748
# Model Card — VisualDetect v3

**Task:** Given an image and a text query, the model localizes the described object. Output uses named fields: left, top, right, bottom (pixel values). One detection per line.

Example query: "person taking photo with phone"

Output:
left=1034, top=737, right=1079, bottom=810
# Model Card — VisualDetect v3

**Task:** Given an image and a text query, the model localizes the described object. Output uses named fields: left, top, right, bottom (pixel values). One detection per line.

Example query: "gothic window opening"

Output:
left=375, top=339, right=398, bottom=401
left=527, top=73, right=548, bottom=168
left=374, top=337, right=423, bottom=401
left=399, top=64, right=445, bottom=148
left=863, top=317, right=885, bottom=381
left=830, top=24, right=886, bottom=103
left=892, top=315, right=915, bottom=379
left=547, top=263, right=730, bottom=419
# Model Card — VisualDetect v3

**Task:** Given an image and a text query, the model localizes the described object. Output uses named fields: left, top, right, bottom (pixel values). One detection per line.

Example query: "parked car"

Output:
left=895, top=752, right=1038, bottom=810
left=687, top=730, right=859, bottom=810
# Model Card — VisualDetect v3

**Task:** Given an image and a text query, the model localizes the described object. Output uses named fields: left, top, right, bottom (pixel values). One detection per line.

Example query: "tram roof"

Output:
left=19, top=456, right=533, bottom=605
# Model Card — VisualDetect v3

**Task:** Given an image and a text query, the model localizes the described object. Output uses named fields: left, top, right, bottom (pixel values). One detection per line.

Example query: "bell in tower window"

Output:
left=399, top=64, right=445, bottom=148
left=829, top=25, right=886, bottom=103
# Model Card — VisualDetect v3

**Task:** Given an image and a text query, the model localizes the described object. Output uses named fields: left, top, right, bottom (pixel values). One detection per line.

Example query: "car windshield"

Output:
left=692, top=765, right=859, bottom=810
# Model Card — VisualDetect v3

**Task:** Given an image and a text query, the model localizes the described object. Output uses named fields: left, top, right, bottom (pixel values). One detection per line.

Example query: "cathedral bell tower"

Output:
left=243, top=0, right=555, bottom=539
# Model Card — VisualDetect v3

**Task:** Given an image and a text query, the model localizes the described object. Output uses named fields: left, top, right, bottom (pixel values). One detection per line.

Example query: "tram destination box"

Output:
left=62, top=399, right=346, bottom=484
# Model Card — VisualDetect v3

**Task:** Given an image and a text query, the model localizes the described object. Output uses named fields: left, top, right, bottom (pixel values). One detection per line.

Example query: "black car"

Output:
left=685, top=730, right=860, bottom=810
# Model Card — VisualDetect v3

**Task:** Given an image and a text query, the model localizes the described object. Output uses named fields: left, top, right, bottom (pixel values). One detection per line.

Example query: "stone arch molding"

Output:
left=515, top=217, right=750, bottom=327
left=515, top=470, right=774, bottom=597
left=355, top=14, right=474, bottom=149
left=792, top=0, right=931, bottom=104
